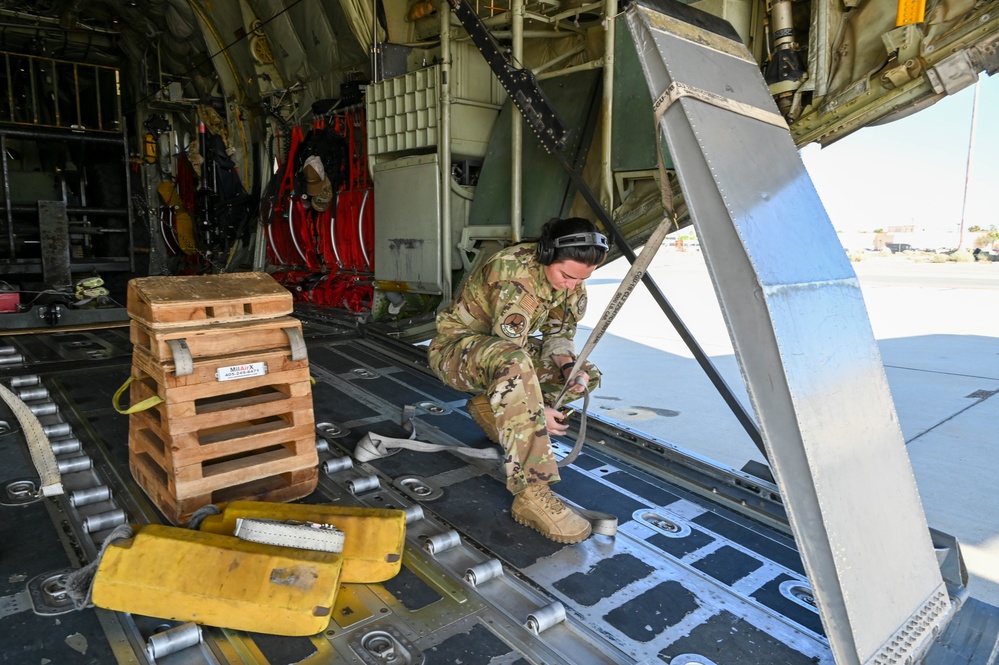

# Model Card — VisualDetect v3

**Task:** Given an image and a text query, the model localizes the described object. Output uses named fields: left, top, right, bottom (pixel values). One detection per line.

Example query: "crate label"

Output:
left=216, top=362, right=267, bottom=382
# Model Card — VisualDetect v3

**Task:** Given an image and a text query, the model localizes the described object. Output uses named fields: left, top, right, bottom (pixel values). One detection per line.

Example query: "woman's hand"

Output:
left=544, top=406, right=568, bottom=436
left=565, top=370, right=589, bottom=393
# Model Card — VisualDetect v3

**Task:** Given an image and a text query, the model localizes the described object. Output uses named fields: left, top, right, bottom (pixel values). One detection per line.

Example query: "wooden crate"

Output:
left=130, top=346, right=310, bottom=398
left=131, top=316, right=303, bottom=364
left=127, top=272, right=292, bottom=329
left=130, top=453, right=317, bottom=527
left=125, top=358, right=318, bottom=526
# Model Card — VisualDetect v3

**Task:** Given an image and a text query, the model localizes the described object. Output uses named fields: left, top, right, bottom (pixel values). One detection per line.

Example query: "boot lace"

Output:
left=532, top=484, right=566, bottom=514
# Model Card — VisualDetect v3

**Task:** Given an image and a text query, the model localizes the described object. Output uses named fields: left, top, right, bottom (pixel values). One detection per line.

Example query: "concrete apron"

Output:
left=579, top=252, right=999, bottom=607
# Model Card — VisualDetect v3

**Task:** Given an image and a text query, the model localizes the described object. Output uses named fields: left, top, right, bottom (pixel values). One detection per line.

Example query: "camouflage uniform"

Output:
left=427, top=243, right=600, bottom=495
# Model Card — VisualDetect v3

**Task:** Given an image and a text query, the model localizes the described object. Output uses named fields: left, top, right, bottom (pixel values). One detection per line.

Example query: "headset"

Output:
left=537, top=231, right=610, bottom=265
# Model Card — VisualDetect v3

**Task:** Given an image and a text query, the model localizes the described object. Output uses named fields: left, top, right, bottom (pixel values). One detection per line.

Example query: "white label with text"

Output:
left=216, top=362, right=267, bottom=382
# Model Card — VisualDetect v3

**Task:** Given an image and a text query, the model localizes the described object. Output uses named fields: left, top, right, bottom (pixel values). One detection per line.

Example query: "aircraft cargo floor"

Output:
left=0, top=318, right=865, bottom=664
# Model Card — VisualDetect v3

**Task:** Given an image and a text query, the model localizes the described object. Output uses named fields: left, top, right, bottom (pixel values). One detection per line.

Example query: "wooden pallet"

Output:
left=131, top=316, right=303, bottom=364
left=127, top=272, right=292, bottom=329
left=125, top=357, right=318, bottom=526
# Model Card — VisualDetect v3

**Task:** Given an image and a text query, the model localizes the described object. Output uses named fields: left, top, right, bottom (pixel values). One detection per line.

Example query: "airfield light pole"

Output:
left=956, top=79, right=979, bottom=251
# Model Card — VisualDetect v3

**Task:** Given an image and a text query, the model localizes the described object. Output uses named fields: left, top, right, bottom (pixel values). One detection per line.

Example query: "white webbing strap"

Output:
left=166, top=339, right=194, bottom=377
left=0, top=382, right=63, bottom=497
left=282, top=326, right=308, bottom=361
left=354, top=432, right=501, bottom=463
left=557, top=387, right=590, bottom=468
left=389, top=409, right=616, bottom=535
left=653, top=80, right=788, bottom=129
left=572, top=505, right=618, bottom=537
left=234, top=518, right=346, bottom=553
left=552, top=218, right=674, bottom=469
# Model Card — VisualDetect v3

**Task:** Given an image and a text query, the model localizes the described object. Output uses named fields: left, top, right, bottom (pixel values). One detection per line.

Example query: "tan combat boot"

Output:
left=512, top=483, right=592, bottom=544
left=467, top=394, right=499, bottom=443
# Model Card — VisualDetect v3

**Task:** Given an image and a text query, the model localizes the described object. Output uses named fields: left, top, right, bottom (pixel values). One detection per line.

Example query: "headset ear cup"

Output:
left=537, top=236, right=553, bottom=265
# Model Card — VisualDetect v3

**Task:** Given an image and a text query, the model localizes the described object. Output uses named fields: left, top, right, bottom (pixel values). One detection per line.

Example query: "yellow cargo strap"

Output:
left=112, top=376, right=164, bottom=415
left=0, top=382, right=63, bottom=497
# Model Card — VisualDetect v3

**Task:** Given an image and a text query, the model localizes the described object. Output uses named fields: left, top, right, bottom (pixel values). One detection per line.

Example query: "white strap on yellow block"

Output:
left=234, top=518, right=346, bottom=553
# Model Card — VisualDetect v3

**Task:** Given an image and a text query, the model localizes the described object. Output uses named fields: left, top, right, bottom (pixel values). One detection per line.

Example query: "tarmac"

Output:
left=578, top=248, right=999, bottom=607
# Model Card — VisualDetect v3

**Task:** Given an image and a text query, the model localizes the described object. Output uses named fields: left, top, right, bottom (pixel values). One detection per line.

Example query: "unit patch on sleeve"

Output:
left=500, top=313, right=527, bottom=338
left=576, top=294, right=587, bottom=318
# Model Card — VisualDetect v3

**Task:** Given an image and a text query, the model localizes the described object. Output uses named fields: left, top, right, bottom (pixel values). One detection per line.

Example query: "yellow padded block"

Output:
left=91, top=524, right=342, bottom=636
left=198, top=501, right=406, bottom=583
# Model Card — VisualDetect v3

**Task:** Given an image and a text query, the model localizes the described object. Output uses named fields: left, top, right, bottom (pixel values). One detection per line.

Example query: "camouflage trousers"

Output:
left=427, top=334, right=600, bottom=495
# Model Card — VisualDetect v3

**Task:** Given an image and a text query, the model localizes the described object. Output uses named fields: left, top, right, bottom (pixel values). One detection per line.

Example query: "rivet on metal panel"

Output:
left=464, top=559, right=503, bottom=586
left=146, top=622, right=203, bottom=661
left=423, top=530, right=460, bottom=555
left=347, top=475, right=380, bottom=495
left=525, top=601, right=566, bottom=634
left=322, top=456, right=354, bottom=474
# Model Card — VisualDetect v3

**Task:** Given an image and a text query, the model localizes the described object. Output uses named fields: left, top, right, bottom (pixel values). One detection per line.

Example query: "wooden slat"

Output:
left=130, top=317, right=303, bottom=363
left=130, top=413, right=316, bottom=467
left=130, top=382, right=313, bottom=435
left=131, top=347, right=309, bottom=395
left=129, top=453, right=317, bottom=526
left=127, top=272, right=292, bottom=329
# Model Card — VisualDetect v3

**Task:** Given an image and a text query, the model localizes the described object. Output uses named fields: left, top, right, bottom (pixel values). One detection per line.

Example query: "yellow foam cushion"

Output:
left=92, top=524, right=342, bottom=636
left=198, top=501, right=406, bottom=583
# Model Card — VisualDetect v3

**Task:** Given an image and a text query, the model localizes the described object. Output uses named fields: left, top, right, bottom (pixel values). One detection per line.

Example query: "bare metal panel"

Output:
left=623, top=4, right=951, bottom=664
left=38, top=200, right=71, bottom=287
left=373, top=154, right=444, bottom=294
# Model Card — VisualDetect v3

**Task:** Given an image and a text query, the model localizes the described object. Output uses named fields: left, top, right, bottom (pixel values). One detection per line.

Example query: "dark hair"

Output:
left=537, top=217, right=609, bottom=267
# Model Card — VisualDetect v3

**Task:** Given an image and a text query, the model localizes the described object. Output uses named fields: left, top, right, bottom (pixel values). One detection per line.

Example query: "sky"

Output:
left=800, top=72, right=999, bottom=234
